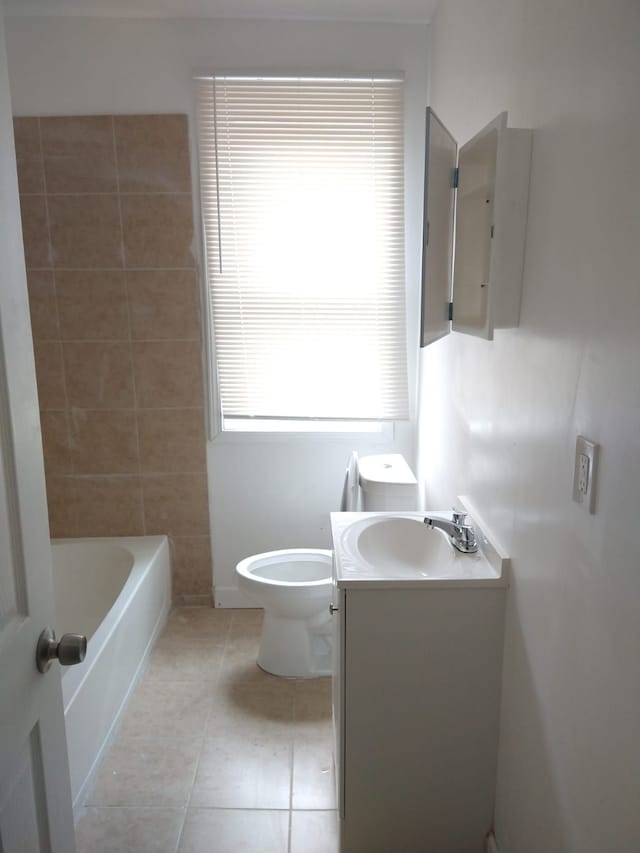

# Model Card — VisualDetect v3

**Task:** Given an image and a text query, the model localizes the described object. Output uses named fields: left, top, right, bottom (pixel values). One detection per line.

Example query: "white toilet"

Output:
left=235, top=453, right=417, bottom=677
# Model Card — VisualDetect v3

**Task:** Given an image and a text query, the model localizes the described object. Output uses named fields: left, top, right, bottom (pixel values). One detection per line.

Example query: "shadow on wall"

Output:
left=14, top=113, right=211, bottom=603
left=494, top=577, right=568, bottom=853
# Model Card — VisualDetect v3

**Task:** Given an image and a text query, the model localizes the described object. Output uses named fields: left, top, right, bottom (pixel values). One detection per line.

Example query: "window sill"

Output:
left=210, top=420, right=395, bottom=444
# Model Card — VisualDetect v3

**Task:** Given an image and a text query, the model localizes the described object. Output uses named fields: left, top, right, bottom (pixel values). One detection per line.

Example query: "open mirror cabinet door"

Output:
left=420, top=109, right=532, bottom=347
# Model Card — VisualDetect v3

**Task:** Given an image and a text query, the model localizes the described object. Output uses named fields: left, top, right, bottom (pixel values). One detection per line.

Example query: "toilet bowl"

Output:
left=236, top=548, right=333, bottom=677
left=235, top=452, right=417, bottom=678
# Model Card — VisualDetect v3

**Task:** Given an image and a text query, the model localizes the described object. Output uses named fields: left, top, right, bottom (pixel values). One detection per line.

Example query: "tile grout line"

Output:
left=230, top=608, right=293, bottom=853
left=288, top=680, right=297, bottom=853
left=24, top=266, right=197, bottom=272
left=172, top=610, right=233, bottom=853
left=49, top=473, right=208, bottom=480
left=36, top=114, right=80, bottom=536
left=31, top=405, right=206, bottom=411
left=110, top=115, right=146, bottom=539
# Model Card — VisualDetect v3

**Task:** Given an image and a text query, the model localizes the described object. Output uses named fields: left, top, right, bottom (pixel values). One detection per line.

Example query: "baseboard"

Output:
left=486, top=832, right=500, bottom=853
left=173, top=592, right=213, bottom=606
left=214, top=584, right=261, bottom=609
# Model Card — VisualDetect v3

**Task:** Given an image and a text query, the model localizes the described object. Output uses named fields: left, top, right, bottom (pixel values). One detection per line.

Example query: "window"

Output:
left=196, top=75, right=408, bottom=431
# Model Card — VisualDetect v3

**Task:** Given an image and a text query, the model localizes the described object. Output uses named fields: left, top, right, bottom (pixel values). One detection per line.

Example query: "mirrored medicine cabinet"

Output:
left=420, top=109, right=532, bottom=346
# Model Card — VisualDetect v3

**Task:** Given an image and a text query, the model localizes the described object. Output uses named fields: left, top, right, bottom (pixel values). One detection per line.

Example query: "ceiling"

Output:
left=3, top=0, right=439, bottom=23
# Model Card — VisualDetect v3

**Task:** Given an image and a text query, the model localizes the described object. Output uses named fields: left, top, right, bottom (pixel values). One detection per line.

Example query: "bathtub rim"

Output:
left=51, top=535, right=170, bottom=713
left=51, top=534, right=171, bottom=816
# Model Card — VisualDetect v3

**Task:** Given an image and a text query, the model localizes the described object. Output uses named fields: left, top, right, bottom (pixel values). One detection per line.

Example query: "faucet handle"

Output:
left=452, top=508, right=467, bottom=526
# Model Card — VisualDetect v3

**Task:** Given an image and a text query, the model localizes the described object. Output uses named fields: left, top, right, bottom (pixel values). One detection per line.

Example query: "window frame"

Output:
left=194, top=71, right=409, bottom=440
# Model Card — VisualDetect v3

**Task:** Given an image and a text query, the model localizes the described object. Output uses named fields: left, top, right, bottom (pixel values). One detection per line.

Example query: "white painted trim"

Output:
left=210, top=421, right=394, bottom=445
left=174, top=592, right=212, bottom=606
left=72, top=589, right=170, bottom=816
left=214, top=584, right=262, bottom=609
left=486, top=832, right=500, bottom=853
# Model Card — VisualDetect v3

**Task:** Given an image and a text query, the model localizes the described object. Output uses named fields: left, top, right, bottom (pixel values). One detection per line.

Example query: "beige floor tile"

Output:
left=75, top=807, right=184, bottom=853
left=230, top=608, right=264, bottom=626
left=221, top=610, right=316, bottom=688
left=163, top=605, right=232, bottom=642
left=178, top=808, right=288, bottom=853
left=144, top=635, right=225, bottom=683
left=191, top=727, right=292, bottom=809
left=218, top=659, right=269, bottom=686
left=119, top=680, right=212, bottom=740
left=206, top=677, right=295, bottom=736
left=80, top=607, right=339, bottom=849
left=218, top=649, right=264, bottom=685
left=227, top=615, right=263, bottom=647
left=290, top=810, right=339, bottom=853
left=292, top=727, right=336, bottom=810
left=294, top=677, right=332, bottom=723
left=225, top=624, right=261, bottom=650
left=88, top=738, right=201, bottom=807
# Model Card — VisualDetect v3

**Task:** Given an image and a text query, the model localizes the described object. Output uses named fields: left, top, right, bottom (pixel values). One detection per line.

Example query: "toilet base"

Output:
left=257, top=611, right=332, bottom=678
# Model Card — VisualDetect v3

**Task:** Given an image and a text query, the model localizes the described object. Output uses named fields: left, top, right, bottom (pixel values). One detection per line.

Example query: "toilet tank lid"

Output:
left=358, top=454, right=417, bottom=489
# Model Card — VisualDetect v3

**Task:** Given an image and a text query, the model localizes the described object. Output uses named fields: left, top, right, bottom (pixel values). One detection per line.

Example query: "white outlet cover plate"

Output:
left=573, top=435, right=599, bottom=513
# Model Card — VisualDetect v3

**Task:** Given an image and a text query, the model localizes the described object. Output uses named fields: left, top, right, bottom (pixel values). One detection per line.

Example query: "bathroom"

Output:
left=0, top=0, right=639, bottom=851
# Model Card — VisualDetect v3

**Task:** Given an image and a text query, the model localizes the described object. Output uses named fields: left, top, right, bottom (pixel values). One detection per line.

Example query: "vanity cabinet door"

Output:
left=338, top=586, right=505, bottom=853
left=330, top=583, right=346, bottom=818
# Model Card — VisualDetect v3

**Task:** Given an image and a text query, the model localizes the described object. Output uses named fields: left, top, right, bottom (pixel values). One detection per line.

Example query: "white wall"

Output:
left=5, top=14, right=429, bottom=604
left=422, top=0, right=640, bottom=850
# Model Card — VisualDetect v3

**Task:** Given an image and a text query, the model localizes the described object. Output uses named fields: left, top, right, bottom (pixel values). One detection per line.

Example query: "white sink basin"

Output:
left=355, top=516, right=453, bottom=573
left=330, top=508, right=509, bottom=588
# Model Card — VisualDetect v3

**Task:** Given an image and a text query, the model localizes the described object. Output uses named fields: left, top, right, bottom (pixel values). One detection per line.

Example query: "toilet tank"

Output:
left=359, top=454, right=418, bottom=511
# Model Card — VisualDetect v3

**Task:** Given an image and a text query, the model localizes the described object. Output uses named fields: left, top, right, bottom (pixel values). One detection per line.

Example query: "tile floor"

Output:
left=75, top=607, right=338, bottom=853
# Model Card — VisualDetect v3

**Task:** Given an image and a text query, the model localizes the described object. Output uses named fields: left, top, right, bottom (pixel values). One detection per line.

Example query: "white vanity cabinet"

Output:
left=330, top=512, right=508, bottom=853
left=420, top=110, right=532, bottom=346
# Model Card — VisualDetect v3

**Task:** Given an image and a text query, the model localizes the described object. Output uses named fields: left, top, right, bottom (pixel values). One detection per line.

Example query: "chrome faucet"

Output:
left=423, top=510, right=478, bottom=553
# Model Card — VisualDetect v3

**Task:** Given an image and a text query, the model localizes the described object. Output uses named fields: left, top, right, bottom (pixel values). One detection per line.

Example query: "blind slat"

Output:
left=197, top=75, right=408, bottom=421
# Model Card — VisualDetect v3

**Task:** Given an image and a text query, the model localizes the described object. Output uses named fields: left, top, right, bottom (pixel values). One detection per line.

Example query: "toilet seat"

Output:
left=237, top=548, right=332, bottom=587
left=235, top=548, right=333, bottom=677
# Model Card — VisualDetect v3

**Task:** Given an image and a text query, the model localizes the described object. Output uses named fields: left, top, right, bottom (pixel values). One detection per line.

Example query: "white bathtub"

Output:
left=51, top=536, right=171, bottom=815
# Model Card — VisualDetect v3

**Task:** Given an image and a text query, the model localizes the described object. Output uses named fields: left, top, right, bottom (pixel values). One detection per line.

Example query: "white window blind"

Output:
left=196, top=75, right=408, bottom=423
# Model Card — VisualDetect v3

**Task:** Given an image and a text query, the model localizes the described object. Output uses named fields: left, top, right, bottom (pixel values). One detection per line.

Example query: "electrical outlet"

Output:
left=573, top=436, right=598, bottom=513
left=577, top=453, right=589, bottom=494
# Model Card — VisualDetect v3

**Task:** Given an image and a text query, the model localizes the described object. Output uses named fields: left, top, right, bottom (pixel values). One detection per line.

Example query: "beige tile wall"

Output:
left=14, top=113, right=211, bottom=603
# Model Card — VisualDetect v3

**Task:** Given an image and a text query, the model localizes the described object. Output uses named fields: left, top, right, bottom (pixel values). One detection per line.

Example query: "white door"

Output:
left=0, top=8, right=76, bottom=852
